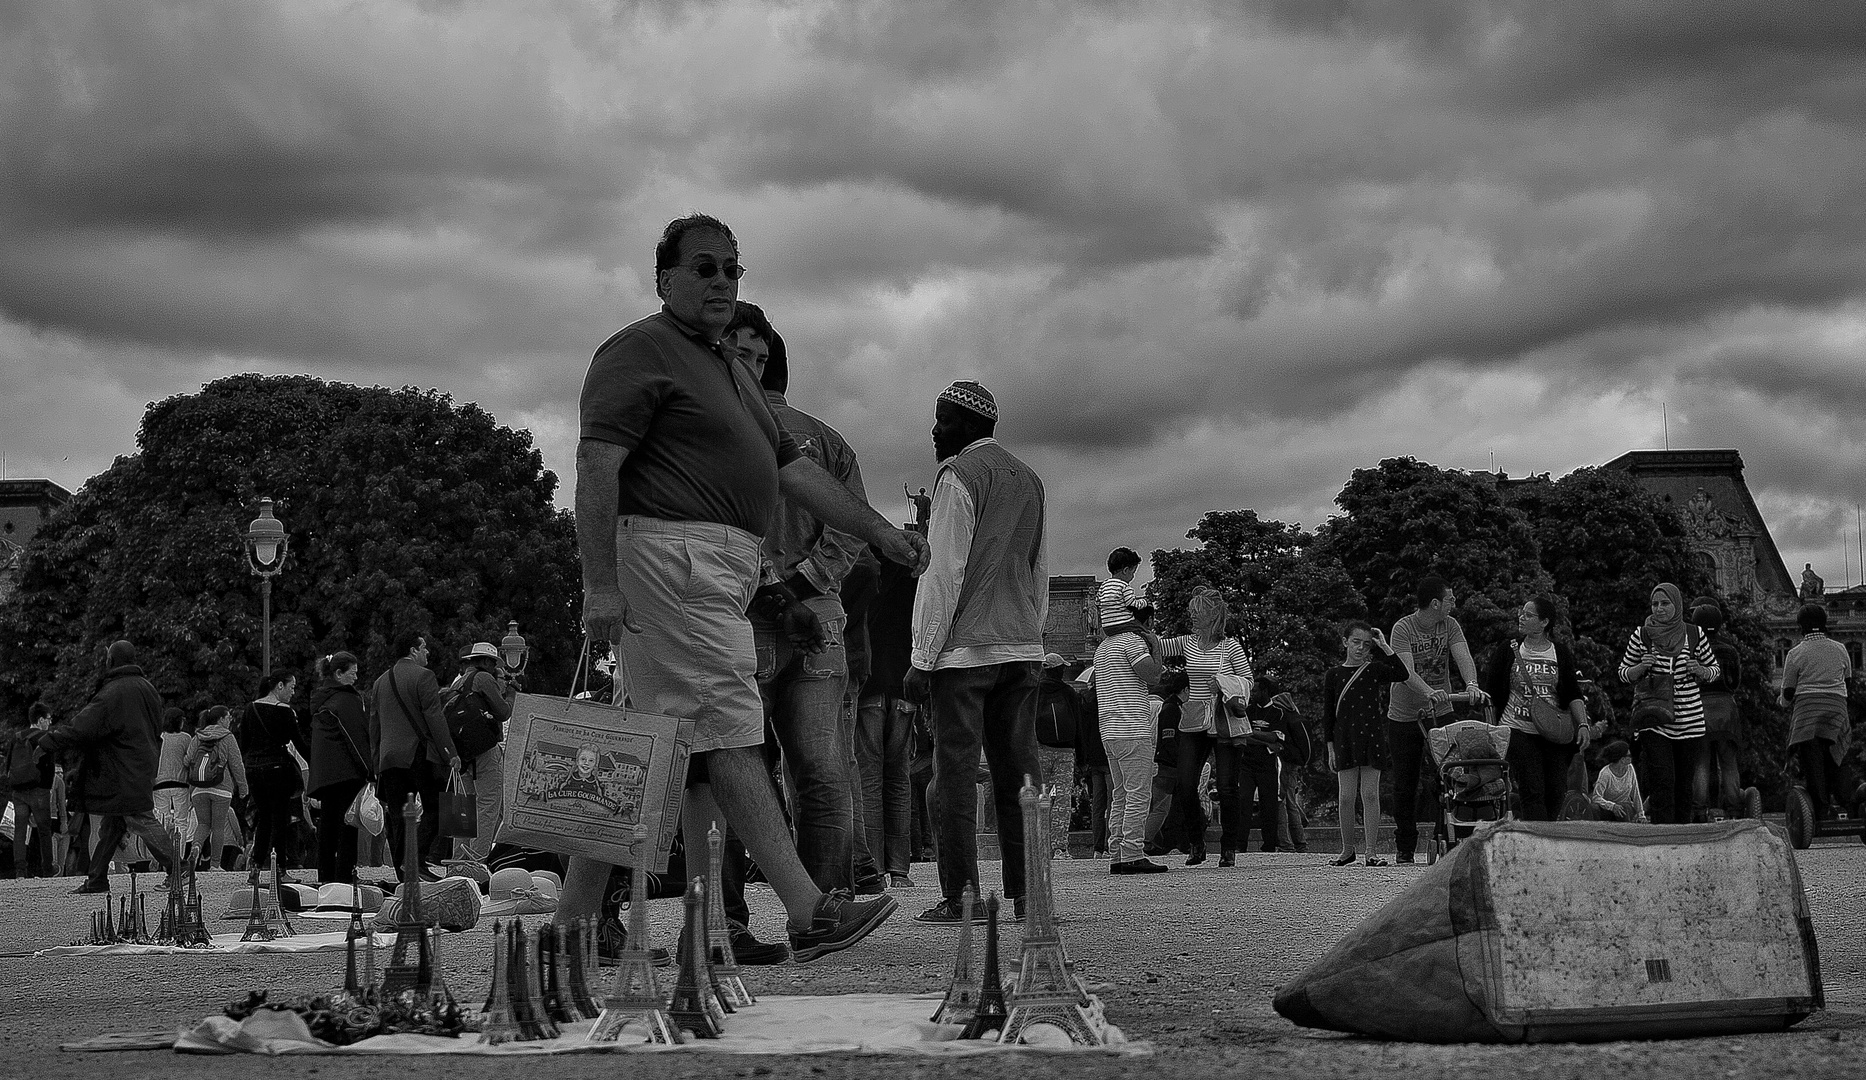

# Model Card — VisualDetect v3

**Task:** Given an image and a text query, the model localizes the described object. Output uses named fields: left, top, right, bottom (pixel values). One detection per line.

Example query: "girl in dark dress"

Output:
left=1321, top=620, right=1409, bottom=866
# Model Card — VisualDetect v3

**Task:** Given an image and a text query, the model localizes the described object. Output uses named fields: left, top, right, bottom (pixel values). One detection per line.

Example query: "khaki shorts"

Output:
left=613, top=516, right=765, bottom=754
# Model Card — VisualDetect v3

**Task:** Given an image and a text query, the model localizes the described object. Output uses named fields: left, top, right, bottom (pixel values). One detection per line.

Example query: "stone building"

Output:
left=1043, top=574, right=1098, bottom=662
left=0, top=479, right=71, bottom=605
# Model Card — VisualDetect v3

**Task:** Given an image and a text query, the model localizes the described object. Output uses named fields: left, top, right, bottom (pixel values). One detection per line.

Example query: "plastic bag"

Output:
left=345, top=782, right=385, bottom=837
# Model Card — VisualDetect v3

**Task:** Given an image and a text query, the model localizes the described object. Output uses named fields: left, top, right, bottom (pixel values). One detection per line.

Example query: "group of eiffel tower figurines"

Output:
left=483, top=822, right=756, bottom=1045
left=930, top=778, right=1115, bottom=1045
left=78, top=822, right=212, bottom=948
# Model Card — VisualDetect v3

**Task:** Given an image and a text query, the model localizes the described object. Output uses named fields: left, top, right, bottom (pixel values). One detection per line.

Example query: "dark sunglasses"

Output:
left=688, top=260, right=746, bottom=281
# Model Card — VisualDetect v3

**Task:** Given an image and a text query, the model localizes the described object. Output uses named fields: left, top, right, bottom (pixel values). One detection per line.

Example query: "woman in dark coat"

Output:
left=1321, top=620, right=1409, bottom=866
left=237, top=670, right=309, bottom=874
left=1483, top=595, right=1598, bottom=821
left=307, top=652, right=371, bottom=884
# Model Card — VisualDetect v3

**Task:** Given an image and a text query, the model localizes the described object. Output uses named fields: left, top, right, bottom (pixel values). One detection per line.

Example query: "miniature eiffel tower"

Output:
left=507, top=919, right=560, bottom=1040
left=999, top=779, right=1108, bottom=1045
left=686, top=880, right=735, bottom=1022
left=159, top=839, right=212, bottom=947
left=590, top=828, right=679, bottom=1044
left=959, top=892, right=1008, bottom=1040
left=668, top=879, right=723, bottom=1039
left=238, top=850, right=292, bottom=942
left=539, top=922, right=575, bottom=1025
left=479, top=920, right=523, bottom=1044
left=380, top=797, right=432, bottom=996
left=930, top=883, right=981, bottom=1024
left=564, top=917, right=602, bottom=1019
left=705, top=822, right=755, bottom=1007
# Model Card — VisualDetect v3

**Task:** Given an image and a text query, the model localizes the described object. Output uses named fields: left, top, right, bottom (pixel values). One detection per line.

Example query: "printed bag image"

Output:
left=497, top=692, right=693, bottom=873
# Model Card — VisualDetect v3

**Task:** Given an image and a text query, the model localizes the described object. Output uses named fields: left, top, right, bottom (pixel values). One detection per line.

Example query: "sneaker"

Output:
left=1395, top=852, right=1416, bottom=865
left=1330, top=853, right=1357, bottom=867
left=854, top=875, right=887, bottom=896
left=914, top=897, right=975, bottom=924
left=1110, top=858, right=1168, bottom=875
left=729, top=927, right=790, bottom=966
left=1364, top=856, right=1389, bottom=867
left=791, top=891, right=898, bottom=963
left=72, top=880, right=110, bottom=894
left=889, top=873, right=917, bottom=889
left=596, top=918, right=672, bottom=967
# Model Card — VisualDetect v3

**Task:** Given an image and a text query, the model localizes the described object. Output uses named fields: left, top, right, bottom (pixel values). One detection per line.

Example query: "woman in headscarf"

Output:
left=1618, top=583, right=1719, bottom=823
left=1162, top=587, right=1254, bottom=866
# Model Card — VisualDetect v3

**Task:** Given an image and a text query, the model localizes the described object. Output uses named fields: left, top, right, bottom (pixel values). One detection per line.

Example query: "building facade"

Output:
left=0, top=479, right=71, bottom=605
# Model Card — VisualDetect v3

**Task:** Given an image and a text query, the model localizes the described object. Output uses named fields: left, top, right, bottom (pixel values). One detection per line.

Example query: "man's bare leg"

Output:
left=697, top=746, right=821, bottom=928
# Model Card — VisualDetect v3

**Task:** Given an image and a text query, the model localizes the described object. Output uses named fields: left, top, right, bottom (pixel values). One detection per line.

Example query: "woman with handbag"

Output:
left=308, top=652, right=372, bottom=884
left=236, top=670, right=311, bottom=875
left=1618, top=583, right=1720, bottom=823
left=1322, top=620, right=1409, bottom=866
left=1162, top=588, right=1254, bottom=866
left=1483, top=596, right=1596, bottom=821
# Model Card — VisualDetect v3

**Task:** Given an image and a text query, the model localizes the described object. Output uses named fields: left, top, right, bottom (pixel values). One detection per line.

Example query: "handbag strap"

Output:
left=1334, top=662, right=1368, bottom=721
left=388, top=666, right=430, bottom=758
left=324, top=699, right=372, bottom=777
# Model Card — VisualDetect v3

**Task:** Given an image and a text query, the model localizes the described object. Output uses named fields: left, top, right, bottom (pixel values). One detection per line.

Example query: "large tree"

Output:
left=0, top=375, right=581, bottom=717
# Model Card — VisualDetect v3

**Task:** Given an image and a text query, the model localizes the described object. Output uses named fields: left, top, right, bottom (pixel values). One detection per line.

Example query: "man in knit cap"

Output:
left=904, top=380, right=1049, bottom=923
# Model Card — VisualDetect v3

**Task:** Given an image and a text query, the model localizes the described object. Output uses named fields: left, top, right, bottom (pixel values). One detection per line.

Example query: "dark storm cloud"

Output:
left=5, top=0, right=1866, bottom=584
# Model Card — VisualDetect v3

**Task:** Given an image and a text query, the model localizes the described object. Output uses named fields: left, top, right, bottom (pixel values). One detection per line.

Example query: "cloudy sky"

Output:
left=6, top=1, right=1866, bottom=590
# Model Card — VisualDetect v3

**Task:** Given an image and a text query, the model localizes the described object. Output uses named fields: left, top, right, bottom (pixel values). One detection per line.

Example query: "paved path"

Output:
left=0, top=837, right=1860, bottom=1078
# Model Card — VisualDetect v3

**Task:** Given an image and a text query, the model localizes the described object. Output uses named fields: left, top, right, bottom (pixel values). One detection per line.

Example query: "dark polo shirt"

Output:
left=579, top=308, right=800, bottom=535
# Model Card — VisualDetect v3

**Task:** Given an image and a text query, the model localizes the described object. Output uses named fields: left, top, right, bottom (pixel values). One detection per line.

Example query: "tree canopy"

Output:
left=0, top=375, right=580, bottom=717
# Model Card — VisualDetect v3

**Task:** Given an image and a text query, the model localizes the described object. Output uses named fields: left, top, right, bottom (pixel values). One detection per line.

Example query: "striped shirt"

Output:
left=1097, top=577, right=1139, bottom=630
left=1093, top=633, right=1155, bottom=739
left=1618, top=626, right=1719, bottom=740
left=1172, top=635, right=1253, bottom=733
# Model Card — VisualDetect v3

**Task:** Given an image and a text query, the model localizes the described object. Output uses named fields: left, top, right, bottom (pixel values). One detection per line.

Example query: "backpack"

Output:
left=7, top=733, right=42, bottom=787
left=443, top=677, right=503, bottom=761
left=1035, top=678, right=1082, bottom=748
left=186, top=740, right=225, bottom=788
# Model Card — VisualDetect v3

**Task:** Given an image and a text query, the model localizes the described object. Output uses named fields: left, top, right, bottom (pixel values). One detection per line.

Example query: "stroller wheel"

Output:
left=1785, top=786, right=1815, bottom=850
left=1741, top=787, right=1763, bottom=821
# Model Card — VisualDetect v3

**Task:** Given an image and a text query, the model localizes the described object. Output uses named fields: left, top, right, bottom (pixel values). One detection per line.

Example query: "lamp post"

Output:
left=499, top=620, right=530, bottom=686
left=243, top=498, right=290, bottom=675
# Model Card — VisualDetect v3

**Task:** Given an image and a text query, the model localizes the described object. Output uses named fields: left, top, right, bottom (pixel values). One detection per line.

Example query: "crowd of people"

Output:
left=1, top=212, right=1857, bottom=974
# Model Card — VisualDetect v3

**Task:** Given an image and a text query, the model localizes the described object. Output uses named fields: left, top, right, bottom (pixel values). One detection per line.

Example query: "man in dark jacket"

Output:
left=8, top=703, right=57, bottom=877
left=36, top=640, right=180, bottom=893
left=370, top=630, right=458, bottom=884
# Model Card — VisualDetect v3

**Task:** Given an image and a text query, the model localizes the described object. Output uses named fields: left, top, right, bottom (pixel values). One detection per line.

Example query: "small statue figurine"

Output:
left=1802, top=563, right=1825, bottom=600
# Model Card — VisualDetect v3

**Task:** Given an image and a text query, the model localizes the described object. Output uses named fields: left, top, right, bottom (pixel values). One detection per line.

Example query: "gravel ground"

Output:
left=0, top=837, right=1860, bottom=1079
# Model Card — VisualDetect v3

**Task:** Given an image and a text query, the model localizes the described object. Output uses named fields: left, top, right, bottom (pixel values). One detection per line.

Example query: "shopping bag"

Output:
left=438, top=764, right=477, bottom=838
left=498, top=689, right=693, bottom=873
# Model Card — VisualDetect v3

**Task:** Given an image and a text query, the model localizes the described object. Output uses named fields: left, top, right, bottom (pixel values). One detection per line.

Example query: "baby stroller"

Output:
left=1425, top=719, right=1514, bottom=856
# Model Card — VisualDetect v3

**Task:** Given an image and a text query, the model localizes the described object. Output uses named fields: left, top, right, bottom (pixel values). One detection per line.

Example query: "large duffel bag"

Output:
left=1273, top=819, right=1822, bottom=1042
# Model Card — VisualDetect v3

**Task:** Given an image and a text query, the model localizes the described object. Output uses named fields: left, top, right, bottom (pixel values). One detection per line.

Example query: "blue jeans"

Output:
left=755, top=598, right=852, bottom=894
left=928, top=662, right=1042, bottom=903
left=856, top=694, right=914, bottom=877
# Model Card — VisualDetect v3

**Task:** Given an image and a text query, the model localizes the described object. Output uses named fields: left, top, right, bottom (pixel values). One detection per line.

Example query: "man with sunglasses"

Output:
left=572, top=213, right=928, bottom=963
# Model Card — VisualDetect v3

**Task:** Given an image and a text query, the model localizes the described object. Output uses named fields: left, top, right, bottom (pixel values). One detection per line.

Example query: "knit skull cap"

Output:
left=938, top=380, right=998, bottom=421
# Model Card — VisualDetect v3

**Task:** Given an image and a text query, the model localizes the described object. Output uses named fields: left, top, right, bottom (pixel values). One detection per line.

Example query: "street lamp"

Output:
left=499, top=620, right=530, bottom=677
left=243, top=498, right=290, bottom=674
